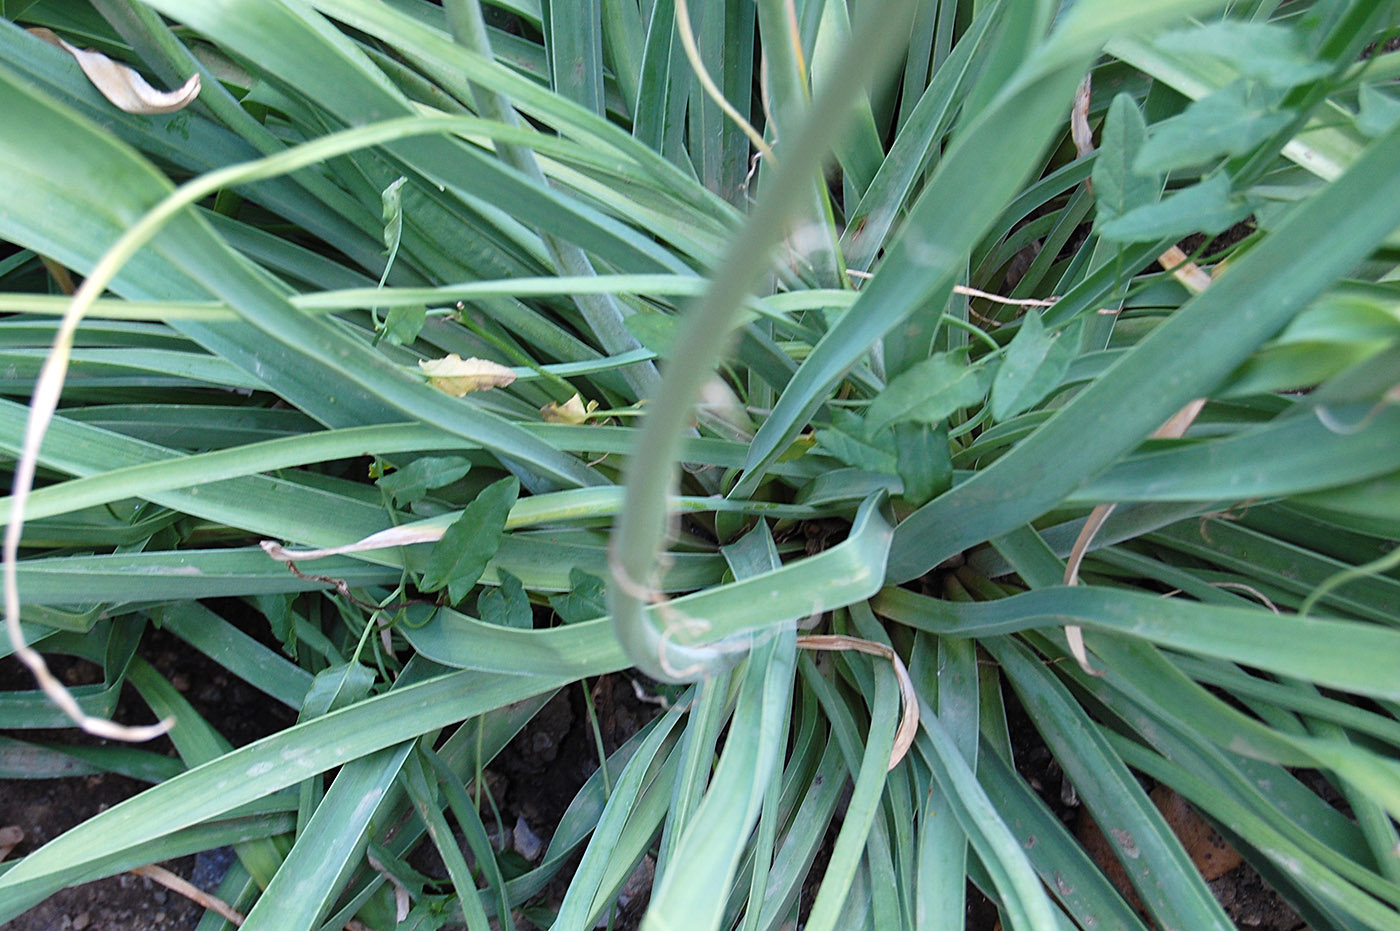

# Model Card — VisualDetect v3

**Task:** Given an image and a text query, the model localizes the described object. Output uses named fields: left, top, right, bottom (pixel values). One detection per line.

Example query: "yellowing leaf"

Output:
left=29, top=28, right=200, bottom=115
left=541, top=393, right=597, bottom=424
left=417, top=354, right=516, bottom=397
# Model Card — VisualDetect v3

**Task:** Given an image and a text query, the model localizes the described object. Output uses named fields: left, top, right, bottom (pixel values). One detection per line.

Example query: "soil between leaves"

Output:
left=0, top=624, right=662, bottom=931
left=3, top=627, right=1308, bottom=930
left=0, top=631, right=270, bottom=931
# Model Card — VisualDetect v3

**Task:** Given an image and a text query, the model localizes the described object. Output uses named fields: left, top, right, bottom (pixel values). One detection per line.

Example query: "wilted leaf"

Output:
left=1154, top=21, right=1330, bottom=89
left=541, top=393, right=598, bottom=424
left=1098, top=174, right=1252, bottom=244
left=373, top=178, right=426, bottom=345
left=777, top=433, right=816, bottom=462
left=1358, top=84, right=1400, bottom=139
left=420, top=476, right=519, bottom=604
left=865, top=352, right=991, bottom=435
left=418, top=354, right=516, bottom=396
left=29, top=27, right=200, bottom=114
left=366, top=844, right=433, bottom=923
left=376, top=456, right=472, bottom=508
left=991, top=315, right=1082, bottom=421
left=698, top=377, right=755, bottom=440
left=478, top=570, right=533, bottom=630
left=380, top=177, right=407, bottom=252
left=548, top=568, right=608, bottom=624
left=1093, top=94, right=1158, bottom=225
left=1134, top=83, right=1292, bottom=175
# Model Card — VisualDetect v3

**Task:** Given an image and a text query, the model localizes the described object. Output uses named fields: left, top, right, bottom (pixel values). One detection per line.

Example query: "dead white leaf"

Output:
left=261, top=524, right=447, bottom=563
left=418, top=354, right=516, bottom=397
left=541, top=392, right=597, bottom=424
left=367, top=852, right=411, bottom=922
left=29, top=27, right=200, bottom=115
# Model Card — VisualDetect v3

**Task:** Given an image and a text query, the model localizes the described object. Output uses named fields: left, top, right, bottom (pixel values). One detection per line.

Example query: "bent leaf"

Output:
left=417, top=354, right=516, bottom=397
left=28, top=27, right=200, bottom=115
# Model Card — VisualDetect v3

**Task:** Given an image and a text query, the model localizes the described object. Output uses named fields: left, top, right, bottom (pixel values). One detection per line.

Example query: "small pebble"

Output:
left=513, top=816, right=544, bottom=862
left=72, top=913, right=90, bottom=930
left=193, top=845, right=236, bottom=890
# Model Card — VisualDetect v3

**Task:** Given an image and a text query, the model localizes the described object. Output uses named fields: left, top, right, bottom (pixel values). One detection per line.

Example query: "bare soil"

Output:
left=3, top=624, right=1313, bottom=930
left=1, top=622, right=658, bottom=931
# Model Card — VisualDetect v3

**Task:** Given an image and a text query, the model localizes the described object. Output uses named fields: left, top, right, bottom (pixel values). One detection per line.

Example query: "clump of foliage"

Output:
left=2, top=1, right=1400, bottom=929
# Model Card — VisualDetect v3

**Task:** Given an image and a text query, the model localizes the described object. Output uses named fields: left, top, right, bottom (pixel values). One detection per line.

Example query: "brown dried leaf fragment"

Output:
left=418, top=354, right=516, bottom=397
left=797, top=634, right=918, bottom=770
left=541, top=392, right=598, bottom=424
left=29, top=27, right=200, bottom=115
left=0, top=825, right=22, bottom=861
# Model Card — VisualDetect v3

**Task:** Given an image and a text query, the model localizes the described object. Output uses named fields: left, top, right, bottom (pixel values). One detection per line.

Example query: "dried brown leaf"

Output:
left=541, top=393, right=597, bottom=424
left=417, top=354, right=516, bottom=397
left=29, top=27, right=200, bottom=115
left=1072, top=74, right=1095, bottom=161
left=797, top=634, right=918, bottom=770
left=0, top=825, right=22, bottom=861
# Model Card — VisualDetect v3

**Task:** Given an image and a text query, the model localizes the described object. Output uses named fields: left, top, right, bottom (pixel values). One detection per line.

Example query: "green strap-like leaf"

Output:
left=989, top=635, right=1235, bottom=930
left=241, top=743, right=414, bottom=931
left=889, top=116, right=1400, bottom=582
left=0, top=665, right=578, bottom=921
left=873, top=584, right=1400, bottom=701
left=740, top=0, right=1229, bottom=492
